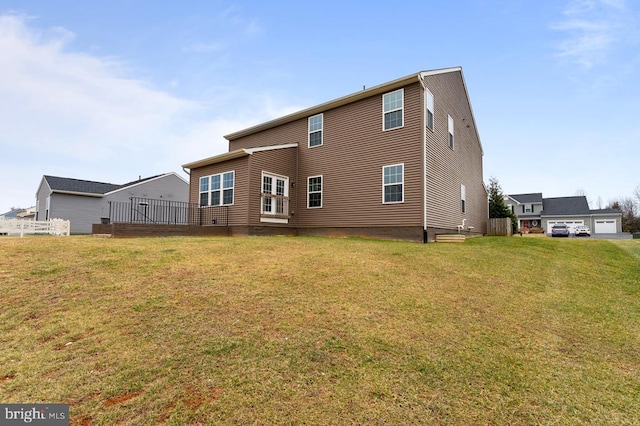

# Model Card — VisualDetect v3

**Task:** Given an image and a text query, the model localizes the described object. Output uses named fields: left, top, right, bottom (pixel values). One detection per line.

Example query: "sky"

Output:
left=1, top=0, right=639, bottom=214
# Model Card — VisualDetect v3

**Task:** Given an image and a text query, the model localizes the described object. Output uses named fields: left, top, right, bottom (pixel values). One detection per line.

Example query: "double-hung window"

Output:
left=448, top=115, right=454, bottom=149
left=383, top=89, right=403, bottom=130
left=199, top=171, right=234, bottom=206
left=222, top=171, right=234, bottom=204
left=383, top=164, right=404, bottom=203
left=307, top=176, right=322, bottom=208
left=426, top=90, right=434, bottom=131
left=308, top=114, right=323, bottom=147
left=461, top=184, right=466, bottom=213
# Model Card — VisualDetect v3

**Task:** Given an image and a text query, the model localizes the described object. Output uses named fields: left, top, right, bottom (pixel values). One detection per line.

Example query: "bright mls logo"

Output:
left=1, top=404, right=68, bottom=425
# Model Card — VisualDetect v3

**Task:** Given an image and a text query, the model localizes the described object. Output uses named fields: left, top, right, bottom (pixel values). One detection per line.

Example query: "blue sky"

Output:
left=1, top=0, right=639, bottom=214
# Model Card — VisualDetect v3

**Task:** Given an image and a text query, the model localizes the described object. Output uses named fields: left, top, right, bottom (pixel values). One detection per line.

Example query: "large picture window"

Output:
left=383, top=164, right=404, bottom=203
left=383, top=89, right=404, bottom=130
left=199, top=171, right=234, bottom=206
left=307, top=175, right=322, bottom=208
left=308, top=114, right=323, bottom=147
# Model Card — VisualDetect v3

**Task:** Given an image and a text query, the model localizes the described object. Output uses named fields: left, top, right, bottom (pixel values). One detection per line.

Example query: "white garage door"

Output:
left=594, top=220, right=616, bottom=233
left=547, top=220, right=584, bottom=233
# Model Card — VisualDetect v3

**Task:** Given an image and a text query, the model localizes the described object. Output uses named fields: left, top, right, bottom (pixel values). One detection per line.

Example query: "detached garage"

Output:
left=541, top=196, right=622, bottom=235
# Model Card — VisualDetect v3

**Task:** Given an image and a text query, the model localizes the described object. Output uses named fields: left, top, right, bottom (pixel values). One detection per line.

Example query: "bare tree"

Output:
left=575, top=189, right=591, bottom=207
left=609, top=197, right=639, bottom=232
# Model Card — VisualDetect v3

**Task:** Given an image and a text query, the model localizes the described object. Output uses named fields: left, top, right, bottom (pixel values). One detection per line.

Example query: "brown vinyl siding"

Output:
left=423, top=72, right=487, bottom=235
left=229, top=121, right=306, bottom=151
left=247, top=147, right=298, bottom=226
left=228, top=82, right=424, bottom=229
left=188, top=157, right=249, bottom=227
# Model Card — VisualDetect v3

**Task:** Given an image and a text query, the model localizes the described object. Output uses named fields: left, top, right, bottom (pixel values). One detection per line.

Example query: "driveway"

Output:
left=580, top=233, right=633, bottom=240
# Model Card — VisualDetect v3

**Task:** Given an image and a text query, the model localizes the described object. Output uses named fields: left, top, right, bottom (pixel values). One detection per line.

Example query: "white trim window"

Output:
left=448, top=115, right=454, bottom=149
left=383, top=164, right=404, bottom=203
left=308, top=114, right=323, bottom=147
left=200, top=171, right=234, bottom=207
left=307, top=175, right=323, bottom=208
left=426, top=89, right=434, bottom=131
left=461, top=184, right=466, bottom=213
left=383, top=89, right=404, bottom=130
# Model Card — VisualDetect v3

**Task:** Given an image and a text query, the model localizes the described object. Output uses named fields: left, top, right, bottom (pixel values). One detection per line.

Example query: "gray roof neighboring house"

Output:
left=44, top=176, right=123, bottom=196
left=541, top=196, right=592, bottom=216
left=43, top=174, right=166, bottom=197
left=0, top=208, right=20, bottom=219
left=509, top=193, right=543, bottom=203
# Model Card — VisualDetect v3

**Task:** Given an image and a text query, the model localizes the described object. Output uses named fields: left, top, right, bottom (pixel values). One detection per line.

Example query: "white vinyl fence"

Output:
left=0, top=218, right=71, bottom=237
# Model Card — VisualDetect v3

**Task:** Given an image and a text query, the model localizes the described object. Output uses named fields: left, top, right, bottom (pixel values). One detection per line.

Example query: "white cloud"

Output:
left=0, top=14, right=294, bottom=213
left=551, top=0, right=632, bottom=68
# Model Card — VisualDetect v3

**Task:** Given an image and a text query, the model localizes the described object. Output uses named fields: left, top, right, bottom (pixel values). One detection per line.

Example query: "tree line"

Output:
left=608, top=186, right=640, bottom=233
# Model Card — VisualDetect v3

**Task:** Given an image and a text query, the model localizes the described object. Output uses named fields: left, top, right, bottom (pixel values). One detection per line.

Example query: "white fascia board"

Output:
left=244, top=143, right=298, bottom=154
left=182, top=149, right=250, bottom=170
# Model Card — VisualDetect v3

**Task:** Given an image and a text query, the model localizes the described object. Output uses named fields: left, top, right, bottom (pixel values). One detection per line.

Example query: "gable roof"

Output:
left=541, top=196, right=591, bottom=216
left=1, top=208, right=20, bottom=219
left=44, top=175, right=123, bottom=196
left=42, top=173, right=180, bottom=197
left=223, top=67, right=480, bottom=149
left=508, top=193, right=543, bottom=204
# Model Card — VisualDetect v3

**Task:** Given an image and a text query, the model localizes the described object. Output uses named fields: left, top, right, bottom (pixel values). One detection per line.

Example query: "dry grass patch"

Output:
left=0, top=235, right=638, bottom=424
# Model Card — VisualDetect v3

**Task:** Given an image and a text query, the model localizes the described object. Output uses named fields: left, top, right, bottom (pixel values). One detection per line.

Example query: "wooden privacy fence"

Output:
left=488, top=217, right=512, bottom=236
left=0, top=218, right=71, bottom=237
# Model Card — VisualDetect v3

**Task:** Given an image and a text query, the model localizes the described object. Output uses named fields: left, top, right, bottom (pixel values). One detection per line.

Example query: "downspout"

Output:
left=419, top=74, right=428, bottom=243
left=295, top=144, right=299, bottom=232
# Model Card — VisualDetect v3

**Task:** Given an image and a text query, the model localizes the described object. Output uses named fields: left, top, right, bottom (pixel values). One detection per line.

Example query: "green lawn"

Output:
left=1, top=235, right=638, bottom=425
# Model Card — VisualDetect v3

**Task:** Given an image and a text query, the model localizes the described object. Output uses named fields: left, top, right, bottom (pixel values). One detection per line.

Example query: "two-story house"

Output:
left=505, top=193, right=544, bottom=229
left=182, top=68, right=488, bottom=242
left=506, top=193, right=622, bottom=234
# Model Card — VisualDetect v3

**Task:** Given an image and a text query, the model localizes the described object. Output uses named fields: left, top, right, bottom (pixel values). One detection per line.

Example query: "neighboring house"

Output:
left=505, top=193, right=543, bottom=229
left=507, top=193, right=622, bottom=234
left=540, top=196, right=622, bottom=234
left=35, top=173, right=189, bottom=234
left=182, top=67, right=488, bottom=242
left=0, top=207, right=35, bottom=220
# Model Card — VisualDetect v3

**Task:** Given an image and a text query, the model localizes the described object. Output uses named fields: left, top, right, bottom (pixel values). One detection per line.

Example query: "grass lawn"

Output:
left=1, top=235, right=639, bottom=425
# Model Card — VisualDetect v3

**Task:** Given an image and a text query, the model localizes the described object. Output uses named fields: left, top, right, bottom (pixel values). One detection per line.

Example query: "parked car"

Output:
left=551, top=224, right=570, bottom=237
left=575, top=225, right=591, bottom=236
